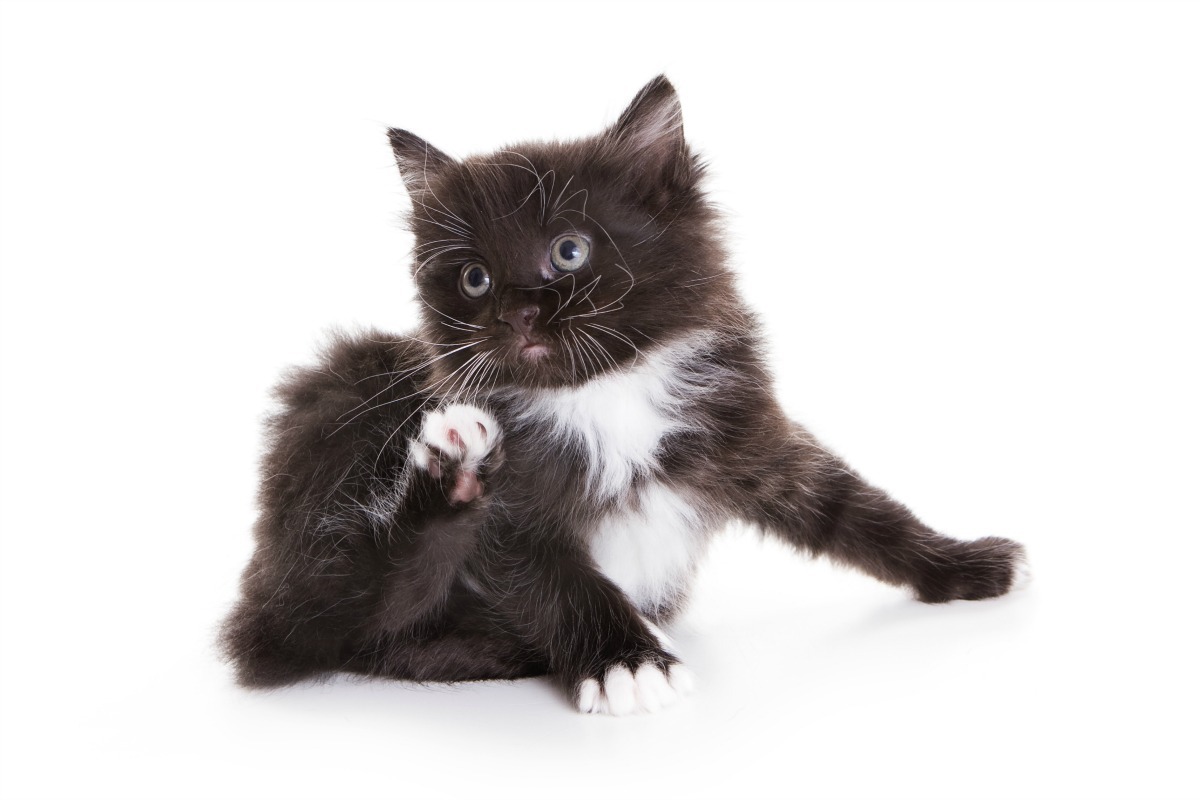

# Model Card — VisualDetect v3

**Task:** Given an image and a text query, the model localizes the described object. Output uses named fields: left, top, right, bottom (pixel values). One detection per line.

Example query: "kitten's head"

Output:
left=389, top=76, right=735, bottom=393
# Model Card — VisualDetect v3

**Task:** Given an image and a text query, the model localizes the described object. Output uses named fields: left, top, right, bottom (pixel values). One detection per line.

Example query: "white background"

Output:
left=2, top=1, right=1197, bottom=798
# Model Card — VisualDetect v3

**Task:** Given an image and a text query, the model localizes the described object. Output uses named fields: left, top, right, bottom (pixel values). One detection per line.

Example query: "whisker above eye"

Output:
left=493, top=152, right=552, bottom=224
left=413, top=237, right=469, bottom=256
left=490, top=175, right=544, bottom=221
left=550, top=187, right=589, bottom=224
left=409, top=161, right=473, bottom=234
left=411, top=209, right=471, bottom=239
left=412, top=244, right=474, bottom=279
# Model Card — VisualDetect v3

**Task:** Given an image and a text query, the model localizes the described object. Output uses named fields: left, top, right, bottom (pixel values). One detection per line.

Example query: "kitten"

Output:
left=221, top=76, right=1029, bottom=715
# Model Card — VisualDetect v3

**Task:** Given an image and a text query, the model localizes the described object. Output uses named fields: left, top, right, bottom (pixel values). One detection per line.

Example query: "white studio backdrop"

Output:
left=1, top=1, right=1197, bottom=799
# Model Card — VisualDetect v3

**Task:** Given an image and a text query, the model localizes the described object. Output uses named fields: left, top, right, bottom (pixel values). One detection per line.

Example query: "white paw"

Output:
left=409, top=404, right=501, bottom=503
left=575, top=663, right=696, bottom=716
left=415, top=404, right=500, bottom=470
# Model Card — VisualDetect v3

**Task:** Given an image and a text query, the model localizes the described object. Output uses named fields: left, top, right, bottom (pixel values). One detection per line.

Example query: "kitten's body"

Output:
left=222, top=77, right=1028, bottom=714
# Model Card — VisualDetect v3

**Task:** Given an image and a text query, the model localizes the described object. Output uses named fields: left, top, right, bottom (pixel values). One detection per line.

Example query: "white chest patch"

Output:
left=588, top=482, right=707, bottom=614
left=516, top=330, right=718, bottom=500
left=514, top=331, right=725, bottom=613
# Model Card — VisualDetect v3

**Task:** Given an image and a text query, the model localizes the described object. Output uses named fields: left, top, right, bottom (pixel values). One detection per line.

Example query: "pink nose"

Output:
left=499, top=306, right=539, bottom=336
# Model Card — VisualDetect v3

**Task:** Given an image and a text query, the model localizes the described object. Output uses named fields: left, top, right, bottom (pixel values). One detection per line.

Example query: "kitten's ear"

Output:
left=387, top=128, right=454, bottom=193
left=606, top=75, right=690, bottom=190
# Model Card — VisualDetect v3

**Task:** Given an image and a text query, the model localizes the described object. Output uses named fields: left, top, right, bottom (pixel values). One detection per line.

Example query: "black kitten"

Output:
left=221, top=76, right=1029, bottom=714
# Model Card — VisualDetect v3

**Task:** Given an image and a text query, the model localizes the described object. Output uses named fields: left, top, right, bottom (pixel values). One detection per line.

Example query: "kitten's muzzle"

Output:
left=499, top=305, right=551, bottom=361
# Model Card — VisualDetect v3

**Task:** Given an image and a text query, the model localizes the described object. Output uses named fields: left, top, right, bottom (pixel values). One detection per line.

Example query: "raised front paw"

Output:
left=409, top=404, right=502, bottom=504
left=575, top=661, right=696, bottom=716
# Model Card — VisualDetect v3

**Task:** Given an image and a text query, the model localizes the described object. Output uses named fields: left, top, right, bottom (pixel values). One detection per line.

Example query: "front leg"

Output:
left=735, top=422, right=1030, bottom=603
left=472, top=535, right=695, bottom=715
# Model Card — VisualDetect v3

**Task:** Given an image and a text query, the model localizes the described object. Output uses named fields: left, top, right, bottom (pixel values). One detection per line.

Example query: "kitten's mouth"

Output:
left=517, top=336, right=550, bottom=361
left=518, top=340, right=549, bottom=359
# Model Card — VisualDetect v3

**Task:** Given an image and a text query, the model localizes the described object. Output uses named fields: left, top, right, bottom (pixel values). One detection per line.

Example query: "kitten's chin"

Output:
left=520, top=343, right=551, bottom=361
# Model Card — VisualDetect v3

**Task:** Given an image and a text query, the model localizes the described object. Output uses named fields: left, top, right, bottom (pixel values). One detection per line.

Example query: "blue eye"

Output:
left=550, top=234, right=590, bottom=272
left=460, top=263, right=491, bottom=298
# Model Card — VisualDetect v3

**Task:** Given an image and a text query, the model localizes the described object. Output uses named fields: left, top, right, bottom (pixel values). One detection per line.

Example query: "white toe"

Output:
left=420, top=409, right=458, bottom=456
left=668, top=664, right=697, bottom=696
left=602, top=665, right=637, bottom=716
left=634, top=664, right=674, bottom=712
left=577, top=678, right=602, bottom=714
left=408, top=439, right=435, bottom=472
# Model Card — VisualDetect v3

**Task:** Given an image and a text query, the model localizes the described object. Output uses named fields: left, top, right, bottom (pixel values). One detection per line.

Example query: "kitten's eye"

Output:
left=550, top=234, right=591, bottom=272
left=460, top=263, right=491, bottom=298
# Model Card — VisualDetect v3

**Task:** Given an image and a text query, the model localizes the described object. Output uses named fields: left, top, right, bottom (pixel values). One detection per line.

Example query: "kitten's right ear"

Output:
left=605, top=76, right=693, bottom=201
left=387, top=128, right=453, bottom=193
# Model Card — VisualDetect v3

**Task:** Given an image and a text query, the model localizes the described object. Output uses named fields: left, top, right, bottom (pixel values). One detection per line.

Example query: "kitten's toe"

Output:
left=576, top=677, right=603, bottom=714
left=603, top=665, right=638, bottom=716
left=633, top=664, right=673, bottom=712
left=407, top=439, right=440, bottom=478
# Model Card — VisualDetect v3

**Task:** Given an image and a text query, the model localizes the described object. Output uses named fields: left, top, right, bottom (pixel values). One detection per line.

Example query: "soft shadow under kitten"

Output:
left=221, top=76, right=1029, bottom=715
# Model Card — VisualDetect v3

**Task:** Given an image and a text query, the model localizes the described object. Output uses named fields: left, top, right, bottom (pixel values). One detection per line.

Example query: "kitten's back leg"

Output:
left=224, top=588, right=546, bottom=686
left=220, top=593, right=338, bottom=688
left=342, top=593, right=549, bottom=682
left=728, top=420, right=1029, bottom=603
left=221, top=333, right=505, bottom=688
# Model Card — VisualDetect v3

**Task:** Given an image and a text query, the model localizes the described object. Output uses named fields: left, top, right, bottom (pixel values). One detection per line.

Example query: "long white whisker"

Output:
left=333, top=342, right=484, bottom=429
left=584, top=323, right=642, bottom=363
left=580, top=329, right=620, bottom=373
left=370, top=350, right=489, bottom=469
left=445, top=348, right=490, bottom=406
left=574, top=328, right=601, bottom=377
left=415, top=291, right=483, bottom=330
left=564, top=329, right=579, bottom=380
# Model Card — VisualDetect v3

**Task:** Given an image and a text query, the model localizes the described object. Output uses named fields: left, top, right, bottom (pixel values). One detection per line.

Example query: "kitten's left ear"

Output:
left=606, top=75, right=692, bottom=191
left=387, top=128, right=454, bottom=193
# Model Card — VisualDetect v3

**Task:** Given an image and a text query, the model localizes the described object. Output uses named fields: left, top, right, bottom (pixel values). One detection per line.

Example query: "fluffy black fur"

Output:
left=221, top=77, right=1027, bottom=711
